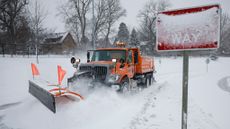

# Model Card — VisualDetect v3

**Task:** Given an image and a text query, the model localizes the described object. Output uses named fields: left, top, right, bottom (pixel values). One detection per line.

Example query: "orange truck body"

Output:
left=136, top=56, right=154, bottom=74
left=68, top=47, right=155, bottom=91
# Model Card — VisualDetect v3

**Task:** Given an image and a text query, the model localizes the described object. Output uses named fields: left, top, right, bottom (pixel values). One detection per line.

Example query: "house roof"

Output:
left=42, top=32, right=69, bottom=44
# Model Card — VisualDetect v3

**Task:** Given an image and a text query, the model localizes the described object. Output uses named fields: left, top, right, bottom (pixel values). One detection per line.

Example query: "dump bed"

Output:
left=136, top=56, right=155, bottom=74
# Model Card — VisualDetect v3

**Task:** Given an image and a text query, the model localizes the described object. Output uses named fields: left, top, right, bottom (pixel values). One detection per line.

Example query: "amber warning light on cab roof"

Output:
left=156, top=4, right=221, bottom=51
left=115, top=41, right=127, bottom=48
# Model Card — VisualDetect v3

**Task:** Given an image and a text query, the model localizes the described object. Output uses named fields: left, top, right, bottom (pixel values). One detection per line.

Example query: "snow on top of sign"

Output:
left=157, top=6, right=220, bottom=51
left=159, top=7, right=218, bottom=28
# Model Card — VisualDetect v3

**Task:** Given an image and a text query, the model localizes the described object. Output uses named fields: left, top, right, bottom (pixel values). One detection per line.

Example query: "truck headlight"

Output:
left=108, top=74, right=120, bottom=83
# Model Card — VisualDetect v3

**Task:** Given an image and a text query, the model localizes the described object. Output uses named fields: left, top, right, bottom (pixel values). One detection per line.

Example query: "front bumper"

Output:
left=67, top=69, right=122, bottom=91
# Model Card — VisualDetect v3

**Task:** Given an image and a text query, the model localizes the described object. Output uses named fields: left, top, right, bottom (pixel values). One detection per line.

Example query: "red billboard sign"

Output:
left=156, top=4, right=221, bottom=51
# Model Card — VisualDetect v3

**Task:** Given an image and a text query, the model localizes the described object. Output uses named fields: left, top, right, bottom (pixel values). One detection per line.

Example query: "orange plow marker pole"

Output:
left=31, top=63, right=40, bottom=77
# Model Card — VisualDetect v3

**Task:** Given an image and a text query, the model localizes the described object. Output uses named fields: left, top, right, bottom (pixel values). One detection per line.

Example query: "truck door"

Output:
left=127, top=50, right=135, bottom=78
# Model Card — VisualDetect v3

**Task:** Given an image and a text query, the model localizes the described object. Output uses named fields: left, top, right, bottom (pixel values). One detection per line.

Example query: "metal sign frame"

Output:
left=156, top=4, right=221, bottom=52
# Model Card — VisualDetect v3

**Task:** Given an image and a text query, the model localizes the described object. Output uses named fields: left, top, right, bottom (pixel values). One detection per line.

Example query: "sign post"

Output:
left=206, top=58, right=210, bottom=72
left=156, top=4, right=221, bottom=129
left=182, top=51, right=189, bottom=129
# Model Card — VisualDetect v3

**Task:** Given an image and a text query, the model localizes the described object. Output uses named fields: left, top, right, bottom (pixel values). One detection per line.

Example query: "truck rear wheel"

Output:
left=146, top=76, right=151, bottom=88
left=143, top=75, right=152, bottom=88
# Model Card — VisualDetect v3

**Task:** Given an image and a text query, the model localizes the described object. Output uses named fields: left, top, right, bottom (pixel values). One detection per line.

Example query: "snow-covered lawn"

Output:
left=0, top=55, right=229, bottom=129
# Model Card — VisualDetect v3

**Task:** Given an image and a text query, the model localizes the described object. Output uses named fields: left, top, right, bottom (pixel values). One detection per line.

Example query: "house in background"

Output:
left=41, top=32, right=77, bottom=54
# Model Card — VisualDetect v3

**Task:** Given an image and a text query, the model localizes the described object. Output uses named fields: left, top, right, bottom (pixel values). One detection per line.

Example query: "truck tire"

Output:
left=120, top=77, right=130, bottom=93
left=149, top=76, right=152, bottom=86
left=144, top=75, right=151, bottom=88
left=147, top=76, right=151, bottom=87
left=149, top=73, right=153, bottom=85
left=151, top=74, right=156, bottom=84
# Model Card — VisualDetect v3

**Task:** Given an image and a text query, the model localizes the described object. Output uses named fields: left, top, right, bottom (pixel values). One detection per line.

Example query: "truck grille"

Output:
left=79, top=66, right=92, bottom=71
left=79, top=65, right=108, bottom=81
left=93, top=66, right=107, bottom=81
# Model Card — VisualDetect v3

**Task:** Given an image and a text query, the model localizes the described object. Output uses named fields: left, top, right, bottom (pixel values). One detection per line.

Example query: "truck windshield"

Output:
left=91, top=50, right=126, bottom=61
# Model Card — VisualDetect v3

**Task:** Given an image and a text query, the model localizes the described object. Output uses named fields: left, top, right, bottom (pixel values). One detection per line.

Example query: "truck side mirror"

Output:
left=134, top=51, right=138, bottom=64
left=87, top=51, right=90, bottom=62
left=70, top=57, right=76, bottom=64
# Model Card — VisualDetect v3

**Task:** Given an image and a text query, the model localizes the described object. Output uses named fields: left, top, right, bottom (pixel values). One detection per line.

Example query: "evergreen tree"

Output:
left=130, top=28, right=140, bottom=47
left=114, top=22, right=129, bottom=46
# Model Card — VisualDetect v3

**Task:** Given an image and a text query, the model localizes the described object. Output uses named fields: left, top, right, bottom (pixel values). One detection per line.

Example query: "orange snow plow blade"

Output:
left=29, top=80, right=83, bottom=113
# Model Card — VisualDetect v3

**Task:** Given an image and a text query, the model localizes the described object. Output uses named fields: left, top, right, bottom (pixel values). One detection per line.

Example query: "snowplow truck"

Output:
left=68, top=47, right=155, bottom=92
left=28, top=47, right=155, bottom=113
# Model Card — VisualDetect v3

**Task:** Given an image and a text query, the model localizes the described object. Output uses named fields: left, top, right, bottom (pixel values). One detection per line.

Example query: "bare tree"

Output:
left=59, top=0, right=125, bottom=49
left=59, top=2, right=81, bottom=46
left=29, top=0, right=47, bottom=39
left=60, top=0, right=91, bottom=49
left=28, top=0, right=47, bottom=63
left=73, top=0, right=91, bottom=47
left=138, top=0, right=170, bottom=42
left=93, top=0, right=126, bottom=47
left=103, top=0, right=126, bottom=46
left=138, top=0, right=170, bottom=55
left=0, top=0, right=28, bottom=44
left=93, top=0, right=107, bottom=40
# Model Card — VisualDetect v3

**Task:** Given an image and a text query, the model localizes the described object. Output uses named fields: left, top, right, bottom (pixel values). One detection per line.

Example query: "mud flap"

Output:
left=29, top=80, right=56, bottom=113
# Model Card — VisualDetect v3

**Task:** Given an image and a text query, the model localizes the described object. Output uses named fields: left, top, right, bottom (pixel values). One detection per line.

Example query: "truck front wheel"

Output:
left=120, top=77, right=130, bottom=93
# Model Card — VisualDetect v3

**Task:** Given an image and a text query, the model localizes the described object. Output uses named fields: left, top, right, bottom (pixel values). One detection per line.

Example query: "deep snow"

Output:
left=0, top=55, right=230, bottom=129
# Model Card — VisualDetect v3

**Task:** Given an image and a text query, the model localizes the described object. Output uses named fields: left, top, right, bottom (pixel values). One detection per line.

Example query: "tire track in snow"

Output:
left=189, top=100, right=221, bottom=129
left=125, top=81, right=168, bottom=129
left=0, top=102, right=21, bottom=111
left=0, top=102, right=21, bottom=129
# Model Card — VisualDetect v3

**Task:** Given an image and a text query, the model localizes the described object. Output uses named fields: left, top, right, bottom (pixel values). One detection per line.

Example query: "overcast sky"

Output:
left=39, top=0, right=230, bottom=32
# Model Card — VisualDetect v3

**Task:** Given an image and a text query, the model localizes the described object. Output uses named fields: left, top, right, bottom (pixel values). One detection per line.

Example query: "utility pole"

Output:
left=92, top=0, right=96, bottom=50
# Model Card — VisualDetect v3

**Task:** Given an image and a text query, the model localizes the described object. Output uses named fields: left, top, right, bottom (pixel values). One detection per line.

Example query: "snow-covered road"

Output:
left=0, top=56, right=229, bottom=129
